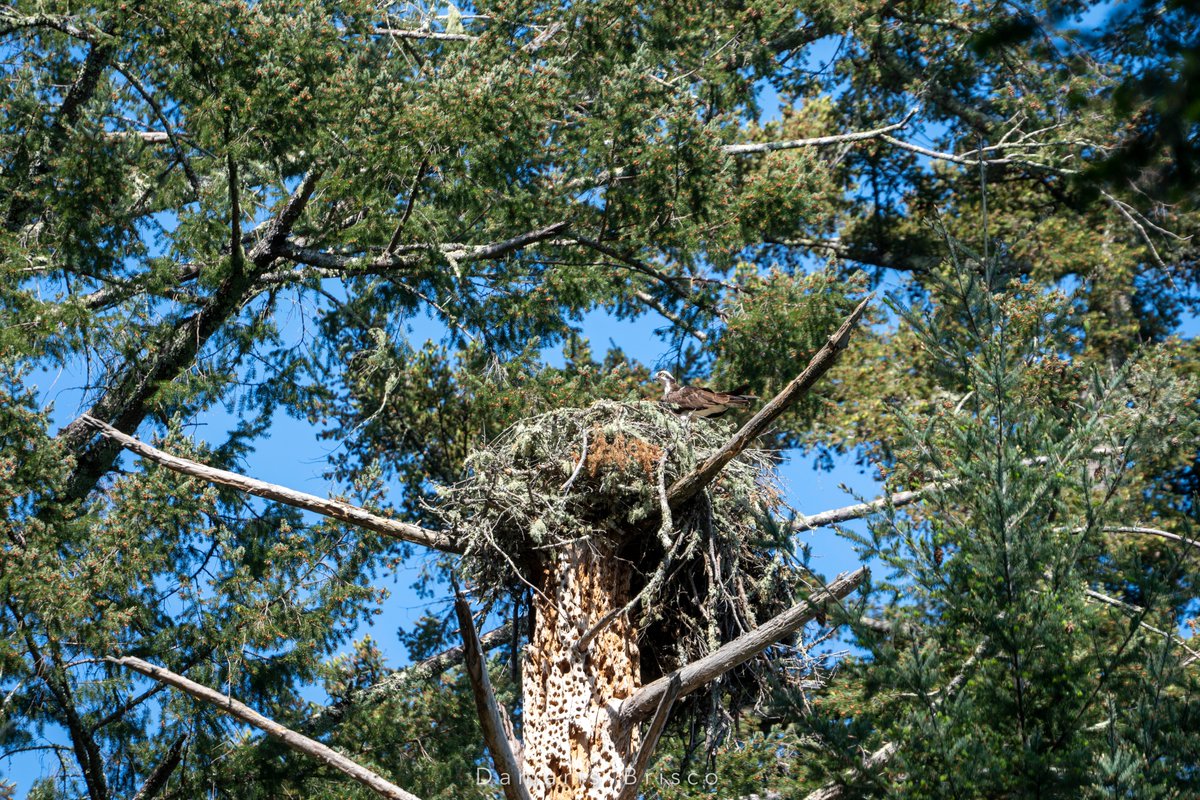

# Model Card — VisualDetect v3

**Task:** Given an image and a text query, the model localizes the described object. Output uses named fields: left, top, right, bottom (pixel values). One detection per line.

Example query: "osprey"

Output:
left=654, top=370, right=758, bottom=418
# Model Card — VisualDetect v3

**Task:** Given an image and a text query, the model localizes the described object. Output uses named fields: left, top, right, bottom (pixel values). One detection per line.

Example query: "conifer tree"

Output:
left=0, top=1, right=1196, bottom=798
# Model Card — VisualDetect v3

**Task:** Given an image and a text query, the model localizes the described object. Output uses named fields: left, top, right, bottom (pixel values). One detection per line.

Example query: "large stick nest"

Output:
left=436, top=401, right=825, bottom=732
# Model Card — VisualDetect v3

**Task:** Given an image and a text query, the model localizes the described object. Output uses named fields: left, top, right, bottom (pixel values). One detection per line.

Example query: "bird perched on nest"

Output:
left=654, top=370, right=758, bottom=418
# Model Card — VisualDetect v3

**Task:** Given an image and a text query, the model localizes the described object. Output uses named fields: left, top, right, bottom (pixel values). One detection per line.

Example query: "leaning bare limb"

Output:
left=303, top=617, right=523, bottom=734
left=375, top=27, right=477, bottom=42
left=668, top=296, right=872, bottom=509
left=453, top=591, right=533, bottom=800
left=106, top=656, right=426, bottom=800
left=1101, top=525, right=1200, bottom=552
left=721, top=110, right=917, bottom=155
left=78, top=415, right=460, bottom=553
left=131, top=734, right=187, bottom=800
left=270, top=221, right=568, bottom=278
left=617, top=675, right=682, bottom=800
left=620, top=567, right=868, bottom=724
left=802, top=638, right=989, bottom=800
left=794, top=484, right=939, bottom=531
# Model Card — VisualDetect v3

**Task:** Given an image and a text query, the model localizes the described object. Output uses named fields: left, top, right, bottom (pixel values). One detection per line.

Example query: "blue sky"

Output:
left=6, top=5, right=1199, bottom=790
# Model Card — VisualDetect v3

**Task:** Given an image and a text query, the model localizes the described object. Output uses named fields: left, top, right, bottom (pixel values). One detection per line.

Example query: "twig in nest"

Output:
left=656, top=446, right=674, bottom=548
left=559, top=428, right=590, bottom=494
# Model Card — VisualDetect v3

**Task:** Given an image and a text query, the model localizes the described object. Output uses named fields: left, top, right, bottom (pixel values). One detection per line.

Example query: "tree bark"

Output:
left=522, top=542, right=640, bottom=800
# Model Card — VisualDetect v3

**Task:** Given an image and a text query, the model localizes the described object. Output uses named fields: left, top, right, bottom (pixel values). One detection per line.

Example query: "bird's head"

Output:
left=653, top=370, right=676, bottom=387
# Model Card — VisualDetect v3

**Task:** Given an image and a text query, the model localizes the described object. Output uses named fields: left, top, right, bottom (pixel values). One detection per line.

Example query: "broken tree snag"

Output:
left=441, top=402, right=792, bottom=799
left=452, top=589, right=532, bottom=800
left=106, top=656, right=425, bottom=800
left=523, top=541, right=641, bottom=800
left=77, top=415, right=459, bottom=553
left=619, top=567, right=869, bottom=725
left=668, top=295, right=873, bottom=509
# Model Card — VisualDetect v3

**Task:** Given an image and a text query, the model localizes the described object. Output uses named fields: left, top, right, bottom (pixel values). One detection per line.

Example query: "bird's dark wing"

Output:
left=663, top=385, right=723, bottom=411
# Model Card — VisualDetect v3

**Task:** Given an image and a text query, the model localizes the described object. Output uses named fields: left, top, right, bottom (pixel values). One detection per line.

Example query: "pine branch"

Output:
left=802, top=638, right=989, bottom=800
left=57, top=168, right=323, bottom=502
left=131, top=735, right=186, bottom=800
left=303, top=617, right=522, bottom=734
left=106, top=656, right=425, bottom=800
left=77, top=416, right=459, bottom=553
left=619, top=568, right=868, bottom=724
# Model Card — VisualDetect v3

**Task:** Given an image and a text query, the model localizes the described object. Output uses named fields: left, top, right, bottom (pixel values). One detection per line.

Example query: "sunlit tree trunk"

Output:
left=522, top=541, right=640, bottom=800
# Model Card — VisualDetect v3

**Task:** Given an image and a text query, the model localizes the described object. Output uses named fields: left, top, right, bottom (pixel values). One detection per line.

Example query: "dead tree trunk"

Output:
left=523, top=542, right=640, bottom=800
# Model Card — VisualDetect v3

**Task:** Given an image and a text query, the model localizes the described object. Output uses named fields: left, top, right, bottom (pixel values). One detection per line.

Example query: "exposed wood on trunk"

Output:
left=620, top=568, right=868, bottom=724
left=106, top=656, right=425, bottom=800
left=453, top=589, right=533, bottom=800
left=668, top=297, right=872, bottom=510
left=77, top=415, right=458, bottom=552
left=523, top=542, right=641, bottom=800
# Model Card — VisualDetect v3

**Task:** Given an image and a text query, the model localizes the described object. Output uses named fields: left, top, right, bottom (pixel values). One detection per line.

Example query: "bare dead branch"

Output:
left=77, top=415, right=460, bottom=553
left=453, top=590, right=533, bottom=800
left=106, top=656, right=425, bottom=800
left=620, top=568, right=868, bottom=724
left=1101, top=525, right=1200, bottom=552
left=633, top=290, right=709, bottom=342
left=1084, top=588, right=1200, bottom=662
left=794, top=484, right=938, bottom=531
left=617, top=675, right=681, bottom=800
left=102, top=131, right=174, bottom=144
left=878, top=133, right=1077, bottom=174
left=110, top=63, right=202, bottom=198
left=269, top=221, right=568, bottom=279
left=722, top=110, right=917, bottom=155
left=376, top=27, right=477, bottom=42
left=668, top=296, right=872, bottom=509
left=444, top=221, right=569, bottom=262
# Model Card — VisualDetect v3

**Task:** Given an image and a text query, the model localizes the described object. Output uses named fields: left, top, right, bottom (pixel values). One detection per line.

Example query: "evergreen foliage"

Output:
left=0, top=0, right=1196, bottom=797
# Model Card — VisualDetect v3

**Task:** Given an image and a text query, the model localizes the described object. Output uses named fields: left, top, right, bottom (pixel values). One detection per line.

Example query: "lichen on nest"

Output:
left=434, top=399, right=826, bottom=742
left=434, top=400, right=781, bottom=590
